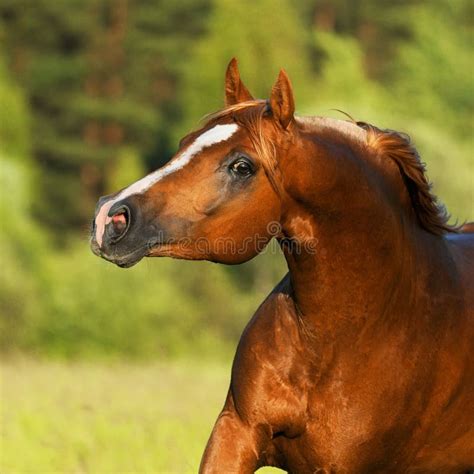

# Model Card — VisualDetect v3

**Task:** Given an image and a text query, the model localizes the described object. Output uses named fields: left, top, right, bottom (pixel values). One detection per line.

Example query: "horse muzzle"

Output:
left=90, top=195, right=156, bottom=268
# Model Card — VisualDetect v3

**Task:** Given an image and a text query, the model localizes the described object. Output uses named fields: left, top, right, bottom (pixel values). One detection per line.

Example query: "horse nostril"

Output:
left=112, top=212, right=127, bottom=232
left=108, top=206, right=131, bottom=243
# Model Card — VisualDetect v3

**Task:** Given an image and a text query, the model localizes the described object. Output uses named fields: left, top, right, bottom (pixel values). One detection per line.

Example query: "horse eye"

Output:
left=230, top=158, right=254, bottom=177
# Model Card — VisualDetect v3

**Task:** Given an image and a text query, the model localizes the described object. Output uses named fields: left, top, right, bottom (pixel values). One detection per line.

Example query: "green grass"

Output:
left=1, top=359, right=282, bottom=473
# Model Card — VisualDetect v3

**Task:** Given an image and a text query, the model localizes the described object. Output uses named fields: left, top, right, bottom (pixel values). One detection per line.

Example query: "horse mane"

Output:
left=202, top=101, right=458, bottom=236
left=358, top=122, right=459, bottom=235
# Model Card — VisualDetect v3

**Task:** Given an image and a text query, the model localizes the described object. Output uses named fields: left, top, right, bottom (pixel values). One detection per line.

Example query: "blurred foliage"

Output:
left=0, top=54, right=30, bottom=158
left=390, top=1, right=474, bottom=138
left=173, top=0, right=313, bottom=141
left=0, top=0, right=472, bottom=359
left=0, top=0, right=210, bottom=231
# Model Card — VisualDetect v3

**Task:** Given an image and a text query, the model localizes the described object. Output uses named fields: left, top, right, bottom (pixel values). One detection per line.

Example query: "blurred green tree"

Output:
left=388, top=0, right=474, bottom=138
left=173, top=0, right=314, bottom=141
left=0, top=0, right=210, bottom=234
left=0, top=49, right=45, bottom=352
left=0, top=0, right=472, bottom=359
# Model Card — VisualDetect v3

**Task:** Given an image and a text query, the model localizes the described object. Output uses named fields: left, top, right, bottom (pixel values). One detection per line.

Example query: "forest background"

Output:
left=0, top=1, right=472, bottom=471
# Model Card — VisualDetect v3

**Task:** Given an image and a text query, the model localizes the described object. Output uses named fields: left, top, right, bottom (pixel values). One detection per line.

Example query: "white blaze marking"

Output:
left=94, top=123, right=239, bottom=247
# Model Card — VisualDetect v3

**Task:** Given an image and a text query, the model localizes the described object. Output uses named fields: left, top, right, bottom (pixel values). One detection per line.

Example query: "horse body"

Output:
left=210, top=236, right=473, bottom=473
left=91, top=59, right=473, bottom=472
left=201, top=120, right=474, bottom=472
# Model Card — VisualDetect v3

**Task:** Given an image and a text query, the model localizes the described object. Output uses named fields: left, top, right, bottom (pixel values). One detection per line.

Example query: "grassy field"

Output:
left=1, top=359, right=281, bottom=473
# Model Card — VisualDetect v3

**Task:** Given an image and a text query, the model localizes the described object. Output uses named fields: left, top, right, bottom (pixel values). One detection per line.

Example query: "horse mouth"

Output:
left=90, top=236, right=189, bottom=268
left=111, top=242, right=183, bottom=266
left=92, top=245, right=148, bottom=268
left=114, top=256, right=142, bottom=268
left=116, top=261, right=138, bottom=268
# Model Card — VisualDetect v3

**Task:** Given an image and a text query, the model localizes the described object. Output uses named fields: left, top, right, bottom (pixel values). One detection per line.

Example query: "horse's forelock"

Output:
left=203, top=100, right=283, bottom=195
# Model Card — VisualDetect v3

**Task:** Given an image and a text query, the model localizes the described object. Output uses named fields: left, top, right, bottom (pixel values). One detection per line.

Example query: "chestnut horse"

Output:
left=91, top=59, right=473, bottom=473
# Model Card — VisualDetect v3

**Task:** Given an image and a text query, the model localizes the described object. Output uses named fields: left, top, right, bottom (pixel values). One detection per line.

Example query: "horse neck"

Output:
left=278, top=131, right=430, bottom=339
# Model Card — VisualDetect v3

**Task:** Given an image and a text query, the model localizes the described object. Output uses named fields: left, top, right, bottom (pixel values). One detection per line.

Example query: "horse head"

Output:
left=91, top=58, right=455, bottom=269
left=90, top=59, right=301, bottom=267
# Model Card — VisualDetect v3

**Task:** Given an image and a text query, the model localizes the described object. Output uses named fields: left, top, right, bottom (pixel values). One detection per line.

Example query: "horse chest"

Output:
left=233, top=335, right=429, bottom=471
left=263, top=381, right=431, bottom=473
left=228, top=276, right=473, bottom=472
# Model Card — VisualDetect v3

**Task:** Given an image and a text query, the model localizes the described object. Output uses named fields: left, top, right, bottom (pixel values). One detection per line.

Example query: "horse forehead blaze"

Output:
left=94, top=122, right=240, bottom=247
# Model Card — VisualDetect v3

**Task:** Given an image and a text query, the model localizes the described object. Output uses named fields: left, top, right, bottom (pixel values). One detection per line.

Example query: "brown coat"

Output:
left=91, top=59, right=474, bottom=473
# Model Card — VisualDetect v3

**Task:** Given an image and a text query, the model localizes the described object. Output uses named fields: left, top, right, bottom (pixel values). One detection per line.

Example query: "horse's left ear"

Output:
left=269, top=69, right=295, bottom=129
left=225, top=58, right=254, bottom=106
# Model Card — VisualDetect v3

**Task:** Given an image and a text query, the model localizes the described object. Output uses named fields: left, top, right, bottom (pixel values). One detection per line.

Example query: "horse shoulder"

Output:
left=229, top=273, right=308, bottom=437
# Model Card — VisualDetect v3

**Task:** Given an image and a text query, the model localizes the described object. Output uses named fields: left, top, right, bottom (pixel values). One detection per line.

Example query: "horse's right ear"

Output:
left=225, top=58, right=254, bottom=106
left=269, top=69, right=295, bottom=130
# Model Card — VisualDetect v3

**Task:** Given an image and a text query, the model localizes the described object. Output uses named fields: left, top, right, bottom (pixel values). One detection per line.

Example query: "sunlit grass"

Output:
left=1, top=359, right=282, bottom=473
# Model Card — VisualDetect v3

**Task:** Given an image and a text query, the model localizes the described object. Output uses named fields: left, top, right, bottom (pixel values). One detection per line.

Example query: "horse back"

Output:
left=460, top=221, right=474, bottom=233
left=446, top=229, right=474, bottom=306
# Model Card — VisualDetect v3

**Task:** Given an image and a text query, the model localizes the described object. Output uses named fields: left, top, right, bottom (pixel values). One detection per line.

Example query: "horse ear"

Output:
left=225, top=57, right=254, bottom=106
left=269, top=69, right=295, bottom=129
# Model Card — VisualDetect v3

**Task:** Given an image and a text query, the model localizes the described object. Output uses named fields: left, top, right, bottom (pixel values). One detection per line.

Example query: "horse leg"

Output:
left=199, top=408, right=268, bottom=473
